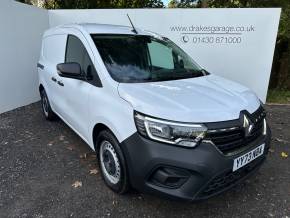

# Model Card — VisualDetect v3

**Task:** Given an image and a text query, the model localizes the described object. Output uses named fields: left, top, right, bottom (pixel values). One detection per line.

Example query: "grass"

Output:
left=267, top=89, right=290, bottom=104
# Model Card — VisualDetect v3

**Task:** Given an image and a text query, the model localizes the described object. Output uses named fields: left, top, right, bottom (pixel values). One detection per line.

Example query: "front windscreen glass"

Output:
left=91, top=34, right=205, bottom=83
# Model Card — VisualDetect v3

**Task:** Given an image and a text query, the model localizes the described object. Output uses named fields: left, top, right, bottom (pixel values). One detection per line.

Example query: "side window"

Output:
left=65, top=35, right=95, bottom=78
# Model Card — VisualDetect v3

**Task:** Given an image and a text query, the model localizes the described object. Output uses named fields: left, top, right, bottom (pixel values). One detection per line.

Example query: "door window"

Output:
left=65, top=35, right=93, bottom=76
left=65, top=35, right=102, bottom=87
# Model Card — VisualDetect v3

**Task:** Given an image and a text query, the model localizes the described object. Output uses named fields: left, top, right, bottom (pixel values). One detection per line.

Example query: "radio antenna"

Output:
left=127, top=14, right=138, bottom=34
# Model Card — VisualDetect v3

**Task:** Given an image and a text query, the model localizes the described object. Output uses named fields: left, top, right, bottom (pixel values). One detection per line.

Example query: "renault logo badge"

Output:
left=243, top=114, right=254, bottom=137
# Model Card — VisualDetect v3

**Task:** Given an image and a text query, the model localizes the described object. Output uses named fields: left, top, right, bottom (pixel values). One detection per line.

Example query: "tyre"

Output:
left=96, top=130, right=129, bottom=194
left=40, top=89, right=57, bottom=121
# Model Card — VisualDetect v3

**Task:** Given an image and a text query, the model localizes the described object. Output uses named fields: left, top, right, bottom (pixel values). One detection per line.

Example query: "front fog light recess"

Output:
left=134, top=112, right=207, bottom=148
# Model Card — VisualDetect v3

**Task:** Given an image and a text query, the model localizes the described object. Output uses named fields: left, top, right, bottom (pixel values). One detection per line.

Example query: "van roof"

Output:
left=45, top=23, right=156, bottom=36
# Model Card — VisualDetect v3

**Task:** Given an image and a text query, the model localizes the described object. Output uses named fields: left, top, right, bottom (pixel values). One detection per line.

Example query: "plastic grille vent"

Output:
left=206, top=106, right=266, bottom=154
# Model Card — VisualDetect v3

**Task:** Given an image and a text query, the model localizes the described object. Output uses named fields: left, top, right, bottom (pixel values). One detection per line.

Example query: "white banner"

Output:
left=49, top=8, right=281, bottom=102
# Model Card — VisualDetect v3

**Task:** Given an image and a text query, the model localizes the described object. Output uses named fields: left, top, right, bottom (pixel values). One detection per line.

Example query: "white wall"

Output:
left=49, top=9, right=280, bottom=102
left=0, top=0, right=48, bottom=113
left=0, top=6, right=280, bottom=114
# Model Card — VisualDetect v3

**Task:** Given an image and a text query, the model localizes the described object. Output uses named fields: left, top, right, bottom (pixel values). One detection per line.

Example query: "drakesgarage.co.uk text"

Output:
left=170, top=25, right=255, bottom=33
left=170, top=25, right=255, bottom=44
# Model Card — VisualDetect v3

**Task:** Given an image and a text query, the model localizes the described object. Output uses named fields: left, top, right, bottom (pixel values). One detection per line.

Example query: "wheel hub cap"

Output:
left=100, top=141, right=121, bottom=184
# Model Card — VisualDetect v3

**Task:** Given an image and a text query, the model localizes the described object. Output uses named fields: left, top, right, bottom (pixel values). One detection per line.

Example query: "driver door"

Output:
left=55, top=32, right=96, bottom=141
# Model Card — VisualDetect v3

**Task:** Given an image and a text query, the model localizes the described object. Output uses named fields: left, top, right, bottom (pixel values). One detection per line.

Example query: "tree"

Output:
left=168, top=0, right=198, bottom=8
left=35, top=0, right=164, bottom=9
left=145, top=0, right=164, bottom=8
left=168, top=0, right=178, bottom=8
left=17, top=0, right=32, bottom=4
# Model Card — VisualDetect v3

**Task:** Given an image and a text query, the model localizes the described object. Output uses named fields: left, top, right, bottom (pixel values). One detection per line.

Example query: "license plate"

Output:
left=233, top=144, right=265, bottom=172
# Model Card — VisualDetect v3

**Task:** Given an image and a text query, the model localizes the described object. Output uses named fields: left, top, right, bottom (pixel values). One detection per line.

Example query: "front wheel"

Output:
left=96, top=130, right=129, bottom=194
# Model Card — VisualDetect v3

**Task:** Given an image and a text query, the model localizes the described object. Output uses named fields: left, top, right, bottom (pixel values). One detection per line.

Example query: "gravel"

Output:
left=0, top=102, right=289, bottom=218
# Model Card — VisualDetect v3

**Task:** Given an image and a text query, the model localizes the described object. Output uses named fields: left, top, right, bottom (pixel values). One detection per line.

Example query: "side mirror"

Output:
left=57, top=62, right=84, bottom=80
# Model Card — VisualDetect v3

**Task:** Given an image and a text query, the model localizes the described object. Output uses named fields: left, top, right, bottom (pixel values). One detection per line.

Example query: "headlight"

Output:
left=134, top=112, right=207, bottom=148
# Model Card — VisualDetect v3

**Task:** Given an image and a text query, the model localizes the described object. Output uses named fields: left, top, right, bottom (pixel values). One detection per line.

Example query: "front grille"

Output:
left=205, top=106, right=266, bottom=154
left=199, top=157, right=264, bottom=198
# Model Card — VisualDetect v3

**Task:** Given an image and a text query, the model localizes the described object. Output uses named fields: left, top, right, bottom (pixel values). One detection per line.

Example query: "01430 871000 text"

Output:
left=180, top=35, right=243, bottom=44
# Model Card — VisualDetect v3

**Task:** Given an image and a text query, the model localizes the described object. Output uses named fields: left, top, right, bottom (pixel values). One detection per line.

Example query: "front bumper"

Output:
left=121, top=126, right=271, bottom=201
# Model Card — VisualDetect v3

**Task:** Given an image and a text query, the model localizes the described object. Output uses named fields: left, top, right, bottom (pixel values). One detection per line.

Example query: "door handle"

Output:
left=57, top=81, right=64, bottom=86
left=51, top=77, right=57, bottom=82
left=37, top=63, right=44, bottom=70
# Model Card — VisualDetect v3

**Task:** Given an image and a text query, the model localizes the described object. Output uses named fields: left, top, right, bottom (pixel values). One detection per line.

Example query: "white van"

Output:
left=38, top=23, right=271, bottom=201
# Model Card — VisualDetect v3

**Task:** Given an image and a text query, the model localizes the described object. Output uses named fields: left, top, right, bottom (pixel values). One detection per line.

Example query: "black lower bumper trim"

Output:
left=197, top=156, right=266, bottom=199
left=120, top=127, right=271, bottom=201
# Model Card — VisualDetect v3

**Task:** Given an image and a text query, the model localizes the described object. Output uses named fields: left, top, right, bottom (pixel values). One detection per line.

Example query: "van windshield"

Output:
left=91, top=34, right=205, bottom=83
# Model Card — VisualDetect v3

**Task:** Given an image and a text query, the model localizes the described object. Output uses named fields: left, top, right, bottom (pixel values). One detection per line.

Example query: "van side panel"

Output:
left=39, top=34, right=67, bottom=112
